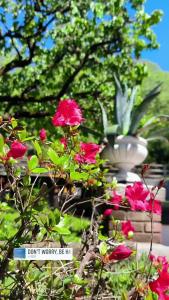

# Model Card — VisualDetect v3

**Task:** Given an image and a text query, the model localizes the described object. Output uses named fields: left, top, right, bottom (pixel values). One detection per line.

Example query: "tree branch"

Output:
left=76, top=246, right=96, bottom=278
left=0, top=41, right=36, bottom=75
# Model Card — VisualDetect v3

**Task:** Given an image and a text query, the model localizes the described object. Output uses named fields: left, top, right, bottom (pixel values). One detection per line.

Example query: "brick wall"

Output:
left=109, top=210, right=161, bottom=243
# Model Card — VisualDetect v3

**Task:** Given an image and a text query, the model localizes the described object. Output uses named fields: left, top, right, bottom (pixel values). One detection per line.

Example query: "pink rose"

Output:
left=108, top=245, right=133, bottom=261
left=125, top=182, right=149, bottom=212
left=103, top=209, right=113, bottom=217
left=147, top=199, right=162, bottom=215
left=149, top=269, right=169, bottom=299
left=7, top=140, right=27, bottom=159
left=39, top=128, right=47, bottom=141
left=109, top=191, right=123, bottom=210
left=75, top=142, right=100, bottom=164
left=149, top=253, right=168, bottom=272
left=52, top=99, right=83, bottom=127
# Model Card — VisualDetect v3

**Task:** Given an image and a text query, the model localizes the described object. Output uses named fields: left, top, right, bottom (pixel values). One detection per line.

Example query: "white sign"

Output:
left=13, top=248, right=73, bottom=260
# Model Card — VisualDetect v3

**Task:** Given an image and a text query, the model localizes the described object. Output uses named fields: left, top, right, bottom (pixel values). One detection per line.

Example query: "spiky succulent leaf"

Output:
left=129, top=83, right=162, bottom=135
left=114, top=75, right=138, bottom=135
left=122, top=86, right=138, bottom=135
left=97, top=99, right=108, bottom=137
left=137, top=114, right=169, bottom=137
left=146, top=136, right=169, bottom=143
left=114, top=75, right=128, bottom=132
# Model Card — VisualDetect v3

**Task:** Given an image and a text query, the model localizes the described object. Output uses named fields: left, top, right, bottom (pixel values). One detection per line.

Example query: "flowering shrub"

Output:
left=0, top=99, right=168, bottom=299
left=107, top=181, right=162, bottom=215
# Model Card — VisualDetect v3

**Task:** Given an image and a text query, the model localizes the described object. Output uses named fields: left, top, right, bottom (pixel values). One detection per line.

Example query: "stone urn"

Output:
left=101, top=135, right=148, bottom=182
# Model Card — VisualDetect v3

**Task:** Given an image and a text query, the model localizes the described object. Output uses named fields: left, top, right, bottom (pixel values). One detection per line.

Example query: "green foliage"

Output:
left=105, top=254, right=154, bottom=297
left=140, top=61, right=169, bottom=162
left=33, top=141, right=42, bottom=158
left=114, top=77, right=138, bottom=135
left=130, top=84, right=162, bottom=135
left=98, top=77, right=162, bottom=138
left=0, top=0, right=163, bottom=135
left=99, top=241, right=107, bottom=256
left=28, top=155, right=39, bottom=171
left=0, top=203, right=19, bottom=240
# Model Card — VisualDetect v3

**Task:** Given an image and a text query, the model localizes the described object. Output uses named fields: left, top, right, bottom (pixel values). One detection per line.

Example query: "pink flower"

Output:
left=121, top=221, right=135, bottom=238
left=149, top=254, right=168, bottom=272
left=39, top=128, right=47, bottom=141
left=125, top=182, right=149, bottom=211
left=147, top=199, right=162, bottom=215
left=103, top=209, right=113, bottom=217
left=60, top=137, right=67, bottom=148
left=52, top=99, right=83, bottom=127
left=7, top=140, right=27, bottom=159
left=75, top=142, right=100, bottom=164
left=149, top=269, right=169, bottom=299
left=109, top=191, right=123, bottom=210
left=157, top=257, right=168, bottom=268
left=149, top=253, right=156, bottom=262
left=108, top=245, right=133, bottom=261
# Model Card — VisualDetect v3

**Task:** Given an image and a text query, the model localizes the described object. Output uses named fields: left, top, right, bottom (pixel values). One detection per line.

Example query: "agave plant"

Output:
left=98, top=76, right=166, bottom=141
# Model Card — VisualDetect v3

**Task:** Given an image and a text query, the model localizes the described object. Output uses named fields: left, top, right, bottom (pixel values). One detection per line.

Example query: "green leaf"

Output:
left=0, top=135, right=4, bottom=152
left=23, top=175, right=31, bottom=186
left=56, top=155, right=70, bottom=168
left=53, top=226, right=71, bottom=235
left=98, top=99, right=108, bottom=137
left=95, top=3, right=104, bottom=18
left=47, top=148, right=59, bottom=165
left=73, top=274, right=87, bottom=285
left=145, top=291, right=158, bottom=300
left=63, top=277, right=72, bottom=285
left=64, top=215, right=89, bottom=231
left=48, top=209, right=60, bottom=226
left=33, top=141, right=42, bottom=157
left=28, top=155, right=38, bottom=171
left=14, top=167, right=21, bottom=177
left=70, top=171, right=88, bottom=181
left=18, top=130, right=27, bottom=141
left=53, top=208, right=61, bottom=224
left=99, top=241, right=107, bottom=256
left=53, top=216, right=71, bottom=235
left=11, top=117, right=18, bottom=129
left=98, top=233, right=108, bottom=241
left=121, top=291, right=128, bottom=300
left=22, top=136, right=36, bottom=142
left=31, top=168, right=48, bottom=174
left=130, top=83, right=162, bottom=134
left=114, top=75, right=137, bottom=135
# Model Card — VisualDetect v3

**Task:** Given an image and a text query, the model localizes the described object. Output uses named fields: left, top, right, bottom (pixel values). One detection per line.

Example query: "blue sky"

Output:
left=142, top=0, right=169, bottom=71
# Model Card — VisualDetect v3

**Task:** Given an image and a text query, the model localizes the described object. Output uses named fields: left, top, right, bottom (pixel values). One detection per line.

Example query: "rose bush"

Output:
left=0, top=99, right=168, bottom=299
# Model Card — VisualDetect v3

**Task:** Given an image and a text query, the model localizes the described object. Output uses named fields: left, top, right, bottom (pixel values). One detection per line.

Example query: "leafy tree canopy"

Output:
left=0, top=0, right=163, bottom=134
left=140, top=61, right=169, bottom=163
left=141, top=61, right=169, bottom=116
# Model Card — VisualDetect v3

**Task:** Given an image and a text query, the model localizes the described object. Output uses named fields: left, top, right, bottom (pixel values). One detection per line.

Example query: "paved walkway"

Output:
left=136, top=242, right=169, bottom=258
